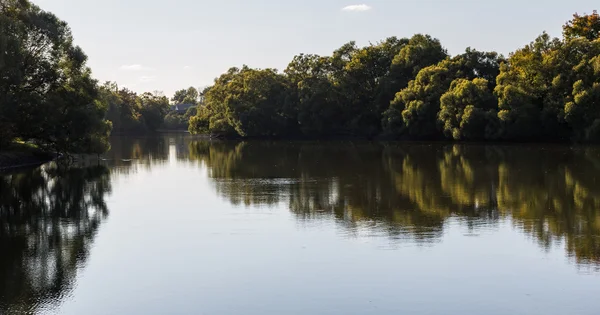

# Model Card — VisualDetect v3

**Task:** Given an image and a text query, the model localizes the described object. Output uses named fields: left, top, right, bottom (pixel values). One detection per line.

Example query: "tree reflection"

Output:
left=0, top=164, right=112, bottom=314
left=493, top=146, right=600, bottom=266
left=105, top=134, right=198, bottom=174
left=190, top=140, right=600, bottom=268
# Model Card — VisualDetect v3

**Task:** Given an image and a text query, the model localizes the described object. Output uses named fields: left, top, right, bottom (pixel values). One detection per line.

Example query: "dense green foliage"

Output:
left=99, top=82, right=171, bottom=134
left=191, top=11, right=600, bottom=142
left=163, top=86, right=199, bottom=130
left=3, top=2, right=599, bottom=146
left=171, top=86, right=199, bottom=105
left=0, top=0, right=111, bottom=153
left=163, top=106, right=196, bottom=130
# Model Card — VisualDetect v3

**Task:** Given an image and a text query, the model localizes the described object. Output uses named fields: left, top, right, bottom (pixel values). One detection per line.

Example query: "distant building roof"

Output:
left=170, top=103, right=195, bottom=112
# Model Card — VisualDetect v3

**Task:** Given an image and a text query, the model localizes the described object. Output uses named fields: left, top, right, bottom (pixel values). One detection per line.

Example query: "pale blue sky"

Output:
left=34, top=0, right=597, bottom=97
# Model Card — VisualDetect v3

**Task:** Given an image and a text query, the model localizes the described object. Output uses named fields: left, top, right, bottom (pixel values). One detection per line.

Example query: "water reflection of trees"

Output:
left=0, top=164, right=112, bottom=314
left=105, top=134, right=197, bottom=174
left=189, top=141, right=600, bottom=267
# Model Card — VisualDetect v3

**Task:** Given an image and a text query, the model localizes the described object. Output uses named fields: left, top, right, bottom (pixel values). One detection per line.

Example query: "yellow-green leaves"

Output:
left=563, top=10, right=600, bottom=41
left=439, top=78, right=496, bottom=140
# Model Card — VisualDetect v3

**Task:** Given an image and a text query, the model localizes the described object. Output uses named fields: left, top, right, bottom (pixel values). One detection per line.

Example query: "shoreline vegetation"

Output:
left=189, top=11, right=600, bottom=141
left=1, top=0, right=600, bottom=169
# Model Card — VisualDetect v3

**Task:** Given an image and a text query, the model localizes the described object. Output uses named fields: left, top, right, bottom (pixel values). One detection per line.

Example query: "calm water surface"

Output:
left=1, top=134, right=600, bottom=314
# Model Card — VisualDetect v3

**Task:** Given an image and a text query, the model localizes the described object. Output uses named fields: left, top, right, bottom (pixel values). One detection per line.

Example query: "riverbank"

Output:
left=0, top=143, right=55, bottom=171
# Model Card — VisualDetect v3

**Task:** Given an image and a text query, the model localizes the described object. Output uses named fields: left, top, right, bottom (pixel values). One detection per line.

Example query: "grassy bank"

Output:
left=0, top=142, right=55, bottom=170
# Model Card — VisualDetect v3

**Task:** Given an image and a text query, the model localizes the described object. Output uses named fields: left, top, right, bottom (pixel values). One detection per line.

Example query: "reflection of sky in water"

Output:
left=2, top=135, right=600, bottom=315
left=61, top=159, right=600, bottom=315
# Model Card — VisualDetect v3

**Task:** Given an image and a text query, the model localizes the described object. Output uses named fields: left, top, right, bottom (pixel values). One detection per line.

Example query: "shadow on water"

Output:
left=186, top=140, right=600, bottom=269
left=0, top=164, right=112, bottom=314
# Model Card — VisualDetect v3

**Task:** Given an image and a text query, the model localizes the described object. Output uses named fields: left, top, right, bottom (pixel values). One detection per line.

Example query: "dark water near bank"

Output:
left=1, top=134, right=600, bottom=314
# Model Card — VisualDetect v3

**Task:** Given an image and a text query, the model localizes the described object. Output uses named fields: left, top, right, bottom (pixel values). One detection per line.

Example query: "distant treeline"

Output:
left=190, top=11, right=600, bottom=142
left=100, top=82, right=176, bottom=134
left=79, top=84, right=200, bottom=134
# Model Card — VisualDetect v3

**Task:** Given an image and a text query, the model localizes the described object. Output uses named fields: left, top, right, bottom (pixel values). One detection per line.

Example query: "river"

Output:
left=1, top=134, right=599, bottom=314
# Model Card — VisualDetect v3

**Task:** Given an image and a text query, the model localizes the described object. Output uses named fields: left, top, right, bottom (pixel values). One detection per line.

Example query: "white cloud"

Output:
left=139, top=75, right=157, bottom=82
left=120, top=64, right=155, bottom=71
left=342, top=4, right=371, bottom=12
left=183, top=65, right=192, bottom=70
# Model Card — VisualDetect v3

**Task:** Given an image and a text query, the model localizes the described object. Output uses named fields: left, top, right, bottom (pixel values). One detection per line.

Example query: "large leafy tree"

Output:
left=563, top=10, right=600, bottom=41
left=382, top=49, right=501, bottom=139
left=389, top=34, right=448, bottom=88
left=190, top=68, right=239, bottom=137
left=190, top=66, right=294, bottom=137
left=495, top=12, right=600, bottom=142
left=100, top=83, right=145, bottom=133
left=323, top=36, right=445, bottom=137
left=387, top=60, right=458, bottom=138
left=494, top=33, right=561, bottom=140
left=171, top=87, right=199, bottom=105
left=0, top=0, right=111, bottom=153
left=562, top=40, right=600, bottom=141
left=438, top=78, right=497, bottom=140
left=139, top=92, right=170, bottom=131
left=336, top=37, right=408, bottom=136
left=285, top=54, right=341, bottom=136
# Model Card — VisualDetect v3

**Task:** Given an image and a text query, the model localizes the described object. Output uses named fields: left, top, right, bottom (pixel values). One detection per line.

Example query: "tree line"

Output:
left=100, top=82, right=168, bottom=134
left=2, top=0, right=599, bottom=154
left=190, top=11, right=600, bottom=142
left=91, top=84, right=201, bottom=134
left=0, top=0, right=201, bottom=155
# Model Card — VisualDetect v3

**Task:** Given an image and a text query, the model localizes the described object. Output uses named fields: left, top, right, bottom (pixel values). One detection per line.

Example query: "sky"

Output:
left=34, top=0, right=598, bottom=97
